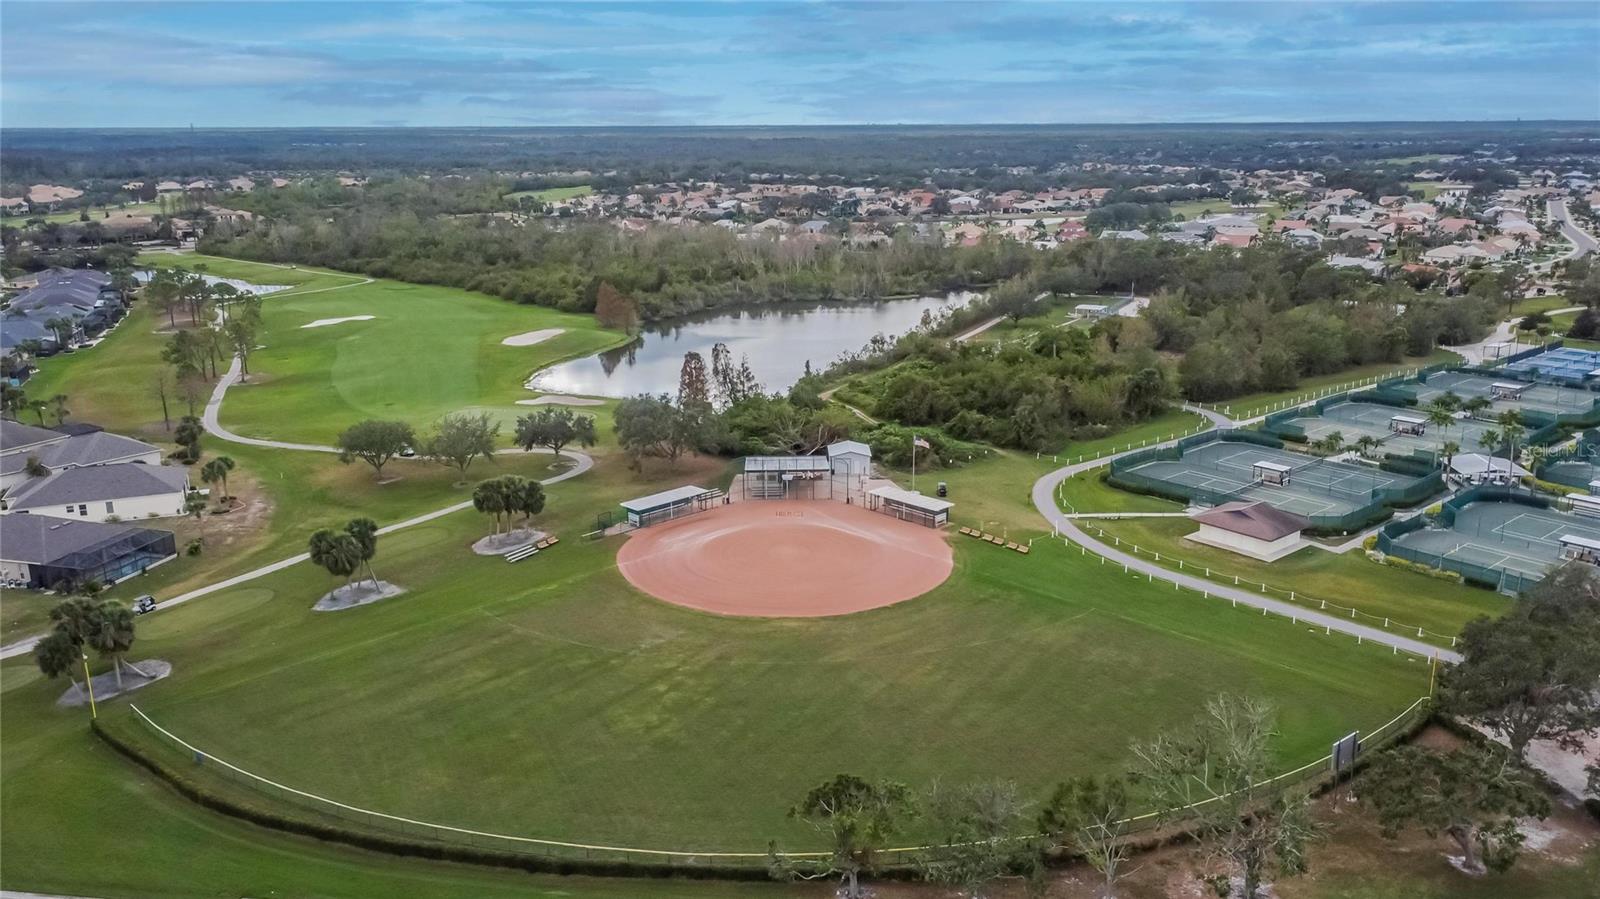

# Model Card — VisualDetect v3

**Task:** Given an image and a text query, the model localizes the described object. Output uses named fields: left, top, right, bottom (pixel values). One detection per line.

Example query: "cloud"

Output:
left=0, top=0, right=1595, bottom=126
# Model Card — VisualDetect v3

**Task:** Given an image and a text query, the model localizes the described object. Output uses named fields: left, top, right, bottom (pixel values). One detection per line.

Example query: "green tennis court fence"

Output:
left=1376, top=487, right=1553, bottom=595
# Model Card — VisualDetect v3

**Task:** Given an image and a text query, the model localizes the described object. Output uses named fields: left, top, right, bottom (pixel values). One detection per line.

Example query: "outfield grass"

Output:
left=507, top=185, right=593, bottom=202
left=1089, top=516, right=1509, bottom=644
left=4, top=478, right=1428, bottom=855
left=1208, top=349, right=1464, bottom=421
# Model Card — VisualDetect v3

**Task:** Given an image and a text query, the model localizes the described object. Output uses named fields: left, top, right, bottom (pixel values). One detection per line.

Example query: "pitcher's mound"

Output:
left=617, top=501, right=953, bottom=617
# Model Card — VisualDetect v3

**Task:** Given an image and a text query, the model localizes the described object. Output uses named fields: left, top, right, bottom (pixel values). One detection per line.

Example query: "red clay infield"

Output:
left=617, top=500, right=954, bottom=617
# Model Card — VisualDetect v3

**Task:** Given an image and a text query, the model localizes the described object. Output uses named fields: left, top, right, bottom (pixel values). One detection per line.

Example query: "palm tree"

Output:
left=473, top=478, right=508, bottom=535
left=32, top=631, right=82, bottom=690
left=344, top=518, right=381, bottom=589
left=86, top=602, right=141, bottom=689
left=26, top=398, right=49, bottom=426
left=49, top=393, right=69, bottom=425
left=308, top=529, right=362, bottom=593
left=1462, top=396, right=1492, bottom=420
left=200, top=456, right=236, bottom=503
left=1315, top=430, right=1346, bottom=456
left=1440, top=439, right=1461, bottom=475
left=1425, top=400, right=1455, bottom=440
left=1353, top=435, right=1382, bottom=458
left=1496, top=410, right=1527, bottom=483
left=184, top=491, right=207, bottom=539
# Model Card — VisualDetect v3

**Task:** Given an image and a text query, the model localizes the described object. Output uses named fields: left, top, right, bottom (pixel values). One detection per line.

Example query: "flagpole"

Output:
left=911, top=434, right=917, bottom=492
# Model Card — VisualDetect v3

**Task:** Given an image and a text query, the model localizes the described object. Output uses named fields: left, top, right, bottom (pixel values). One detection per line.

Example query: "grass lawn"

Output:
left=507, top=185, right=593, bottom=202
left=6, top=472, right=1428, bottom=858
left=1509, top=294, right=1572, bottom=318
left=1406, top=181, right=1443, bottom=200
left=1209, top=349, right=1464, bottom=421
left=1089, top=516, right=1509, bottom=645
left=4, top=200, right=167, bottom=225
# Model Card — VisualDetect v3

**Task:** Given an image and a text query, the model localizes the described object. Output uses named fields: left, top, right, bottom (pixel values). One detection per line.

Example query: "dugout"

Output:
left=866, top=485, right=953, bottom=528
left=619, top=485, right=720, bottom=528
left=743, top=456, right=834, bottom=499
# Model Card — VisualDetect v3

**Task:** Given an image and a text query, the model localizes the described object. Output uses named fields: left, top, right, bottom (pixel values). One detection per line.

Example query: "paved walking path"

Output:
left=1030, top=435, right=1460, bottom=663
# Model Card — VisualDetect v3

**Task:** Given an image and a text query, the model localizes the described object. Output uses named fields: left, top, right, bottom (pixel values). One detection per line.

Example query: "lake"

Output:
left=528, top=292, right=978, bottom=398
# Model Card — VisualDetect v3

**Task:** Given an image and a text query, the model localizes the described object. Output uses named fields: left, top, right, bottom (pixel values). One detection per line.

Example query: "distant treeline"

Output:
left=6, top=122, right=1596, bottom=189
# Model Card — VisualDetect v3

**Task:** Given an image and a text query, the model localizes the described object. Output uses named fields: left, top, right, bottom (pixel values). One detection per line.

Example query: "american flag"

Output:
left=912, top=436, right=930, bottom=449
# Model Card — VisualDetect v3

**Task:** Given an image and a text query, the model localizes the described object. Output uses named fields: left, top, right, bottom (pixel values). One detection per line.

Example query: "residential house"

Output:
left=2, top=461, right=191, bottom=522
left=0, top=514, right=177, bottom=590
left=0, top=421, right=163, bottom=492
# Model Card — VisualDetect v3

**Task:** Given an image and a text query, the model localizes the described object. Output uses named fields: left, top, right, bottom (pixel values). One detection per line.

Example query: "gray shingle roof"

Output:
left=0, top=420, right=67, bottom=454
left=0, top=431, right=160, bottom=477
left=5, top=462, right=189, bottom=509
left=0, top=514, right=158, bottom=564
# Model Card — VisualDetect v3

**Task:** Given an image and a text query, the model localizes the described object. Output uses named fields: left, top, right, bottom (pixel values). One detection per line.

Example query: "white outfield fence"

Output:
left=120, top=696, right=1429, bottom=871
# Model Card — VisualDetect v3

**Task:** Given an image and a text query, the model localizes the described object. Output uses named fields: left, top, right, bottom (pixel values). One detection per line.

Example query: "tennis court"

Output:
left=1282, top=400, right=1498, bottom=457
left=1122, top=439, right=1420, bottom=518
left=1414, top=370, right=1596, bottom=417
left=1500, top=347, right=1600, bottom=383
left=1390, top=499, right=1600, bottom=583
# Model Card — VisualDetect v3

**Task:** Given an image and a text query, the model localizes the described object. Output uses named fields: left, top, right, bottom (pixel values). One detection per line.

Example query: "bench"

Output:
left=505, top=544, right=539, bottom=563
left=981, top=532, right=996, bottom=542
left=959, top=526, right=974, bottom=536
left=1005, top=542, right=1020, bottom=551
left=1016, top=544, right=1030, bottom=554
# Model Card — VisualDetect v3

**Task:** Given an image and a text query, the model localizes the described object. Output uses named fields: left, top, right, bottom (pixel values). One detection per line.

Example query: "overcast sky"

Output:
left=3, top=1, right=1597, bottom=128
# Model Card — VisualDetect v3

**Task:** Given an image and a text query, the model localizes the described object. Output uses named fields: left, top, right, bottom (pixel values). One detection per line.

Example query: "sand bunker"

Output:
left=617, top=501, right=952, bottom=617
left=301, top=315, right=375, bottom=329
left=516, top=395, right=605, bottom=407
left=502, top=328, right=566, bottom=346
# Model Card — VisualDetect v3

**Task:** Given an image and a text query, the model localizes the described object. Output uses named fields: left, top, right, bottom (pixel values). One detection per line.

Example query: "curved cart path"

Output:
left=1030, top=431, right=1460, bottom=663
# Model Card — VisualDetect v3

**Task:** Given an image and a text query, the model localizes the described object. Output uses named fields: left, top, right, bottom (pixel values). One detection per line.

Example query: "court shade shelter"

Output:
left=1567, top=493, right=1600, bottom=518
left=1389, top=414, right=1427, bottom=436
left=866, top=485, right=953, bottom=528
left=1253, top=460, right=1292, bottom=486
left=1558, top=534, right=1600, bottom=564
left=619, top=485, right=720, bottom=527
left=1490, top=381, right=1530, bottom=400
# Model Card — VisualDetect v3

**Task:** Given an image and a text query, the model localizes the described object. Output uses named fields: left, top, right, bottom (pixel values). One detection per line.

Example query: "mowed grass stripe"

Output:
left=79, top=512, right=1424, bottom=851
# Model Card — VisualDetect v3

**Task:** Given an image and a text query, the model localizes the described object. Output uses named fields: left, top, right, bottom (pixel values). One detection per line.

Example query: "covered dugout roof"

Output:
left=619, top=485, right=714, bottom=513
left=868, top=485, right=953, bottom=513
left=745, top=455, right=832, bottom=472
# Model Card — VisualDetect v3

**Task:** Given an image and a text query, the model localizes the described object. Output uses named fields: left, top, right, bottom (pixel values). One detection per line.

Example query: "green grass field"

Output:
left=9, top=497, right=1427, bottom=853
left=506, top=185, right=593, bottom=202
left=1088, top=516, right=1508, bottom=646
